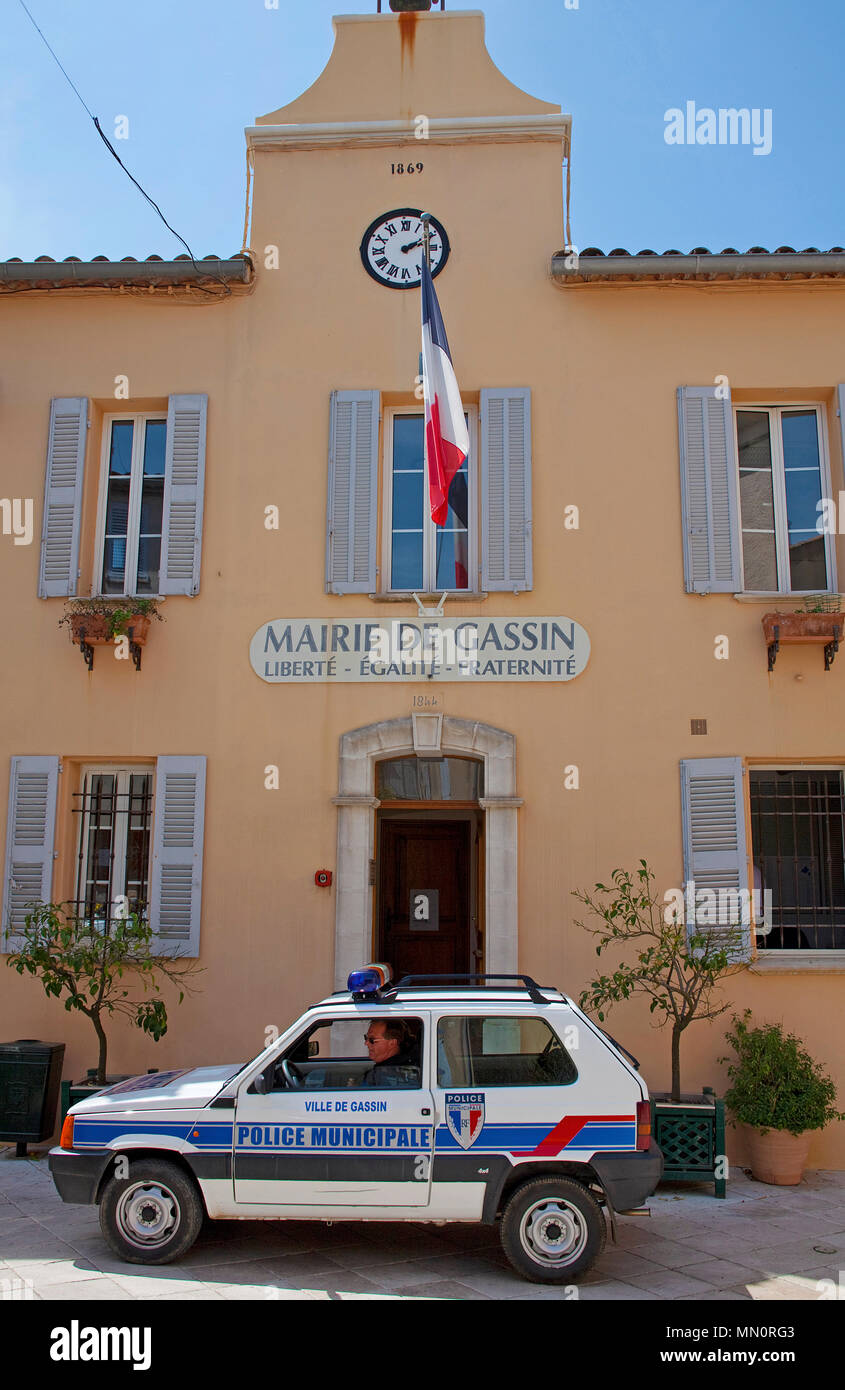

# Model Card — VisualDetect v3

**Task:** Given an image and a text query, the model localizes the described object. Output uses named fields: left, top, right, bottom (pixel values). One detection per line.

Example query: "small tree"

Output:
left=6, top=902, right=201, bottom=1084
left=573, top=861, right=745, bottom=1102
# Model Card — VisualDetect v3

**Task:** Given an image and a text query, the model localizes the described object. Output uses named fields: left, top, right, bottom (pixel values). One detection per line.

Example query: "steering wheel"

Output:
left=279, top=1058, right=303, bottom=1090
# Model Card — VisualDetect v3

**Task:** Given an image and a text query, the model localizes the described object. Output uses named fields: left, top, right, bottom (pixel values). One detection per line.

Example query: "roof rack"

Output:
left=384, top=974, right=555, bottom=1006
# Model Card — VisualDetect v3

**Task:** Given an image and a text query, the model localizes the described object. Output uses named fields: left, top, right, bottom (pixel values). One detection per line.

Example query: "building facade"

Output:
left=3, top=8, right=845, bottom=1165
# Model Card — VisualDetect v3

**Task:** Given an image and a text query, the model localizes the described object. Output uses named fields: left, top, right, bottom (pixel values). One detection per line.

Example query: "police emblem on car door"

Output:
left=445, top=1093, right=485, bottom=1149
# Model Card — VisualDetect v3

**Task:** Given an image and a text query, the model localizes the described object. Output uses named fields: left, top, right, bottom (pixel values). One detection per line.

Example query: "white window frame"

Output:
left=75, top=764, right=155, bottom=919
left=382, top=405, right=478, bottom=594
left=733, top=403, right=836, bottom=595
left=750, top=762, right=845, bottom=955
left=94, top=413, right=167, bottom=597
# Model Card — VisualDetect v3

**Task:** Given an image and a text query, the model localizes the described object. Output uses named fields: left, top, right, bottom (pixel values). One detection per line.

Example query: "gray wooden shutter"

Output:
left=481, top=388, right=532, bottom=592
left=38, top=398, right=87, bottom=597
left=680, top=757, right=752, bottom=959
left=678, top=386, right=742, bottom=593
left=159, top=394, right=207, bottom=596
left=2, top=756, right=59, bottom=950
left=147, top=756, right=206, bottom=956
left=326, top=390, right=379, bottom=594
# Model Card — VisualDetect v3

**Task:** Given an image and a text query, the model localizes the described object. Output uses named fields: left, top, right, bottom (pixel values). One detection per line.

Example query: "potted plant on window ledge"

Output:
left=59, top=598, right=163, bottom=670
left=573, top=861, right=746, bottom=1197
left=5, top=902, right=201, bottom=1120
left=720, top=1011, right=844, bottom=1185
left=762, top=594, right=842, bottom=671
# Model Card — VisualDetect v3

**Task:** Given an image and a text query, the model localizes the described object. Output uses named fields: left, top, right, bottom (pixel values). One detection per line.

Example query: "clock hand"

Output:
left=401, top=239, right=423, bottom=254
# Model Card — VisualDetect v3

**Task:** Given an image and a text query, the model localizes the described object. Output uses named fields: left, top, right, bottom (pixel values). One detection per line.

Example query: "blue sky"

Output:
left=1, top=0, right=843, bottom=261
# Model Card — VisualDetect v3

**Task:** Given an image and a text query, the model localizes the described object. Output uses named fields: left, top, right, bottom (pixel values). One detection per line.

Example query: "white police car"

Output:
left=49, top=968, right=662, bottom=1283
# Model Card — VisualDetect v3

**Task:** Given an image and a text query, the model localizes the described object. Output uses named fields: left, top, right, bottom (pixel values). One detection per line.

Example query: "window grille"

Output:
left=750, top=770, right=845, bottom=948
left=72, top=771, right=154, bottom=921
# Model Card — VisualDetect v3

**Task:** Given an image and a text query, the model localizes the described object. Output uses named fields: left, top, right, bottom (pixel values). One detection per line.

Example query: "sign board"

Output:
left=250, top=617, right=590, bottom=683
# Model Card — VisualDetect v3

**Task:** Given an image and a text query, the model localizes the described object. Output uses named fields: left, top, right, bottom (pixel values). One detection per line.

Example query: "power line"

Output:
left=15, top=0, right=231, bottom=296
left=16, top=0, right=94, bottom=120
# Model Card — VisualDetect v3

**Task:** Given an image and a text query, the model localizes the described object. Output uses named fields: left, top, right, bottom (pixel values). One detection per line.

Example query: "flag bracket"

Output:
left=411, top=591, right=448, bottom=618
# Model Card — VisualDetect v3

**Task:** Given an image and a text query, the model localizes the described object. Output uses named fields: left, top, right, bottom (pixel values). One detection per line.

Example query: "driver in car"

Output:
left=362, top=1019, right=420, bottom=1087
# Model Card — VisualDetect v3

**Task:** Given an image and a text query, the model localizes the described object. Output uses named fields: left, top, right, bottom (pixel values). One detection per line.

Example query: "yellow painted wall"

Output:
left=1, top=11, right=844, bottom=1168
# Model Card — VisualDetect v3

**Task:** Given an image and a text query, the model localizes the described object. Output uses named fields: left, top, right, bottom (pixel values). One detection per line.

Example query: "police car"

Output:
left=49, top=968, right=663, bottom=1283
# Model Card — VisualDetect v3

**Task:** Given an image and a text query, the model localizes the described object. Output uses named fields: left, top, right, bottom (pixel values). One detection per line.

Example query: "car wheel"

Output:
left=500, top=1176, right=605, bottom=1283
left=99, top=1158, right=204, bottom=1265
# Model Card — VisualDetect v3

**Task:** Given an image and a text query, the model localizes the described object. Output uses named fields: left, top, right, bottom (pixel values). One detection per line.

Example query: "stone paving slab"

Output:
left=2, top=1145, right=844, bottom=1302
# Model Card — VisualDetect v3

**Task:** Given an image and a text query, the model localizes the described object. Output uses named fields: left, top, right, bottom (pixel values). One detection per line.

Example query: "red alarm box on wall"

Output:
left=315, top=870, right=332, bottom=887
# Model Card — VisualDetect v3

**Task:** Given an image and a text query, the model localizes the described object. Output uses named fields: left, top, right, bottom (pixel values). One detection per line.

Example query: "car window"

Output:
left=271, top=1017, right=424, bottom=1091
left=437, top=1015, right=578, bottom=1088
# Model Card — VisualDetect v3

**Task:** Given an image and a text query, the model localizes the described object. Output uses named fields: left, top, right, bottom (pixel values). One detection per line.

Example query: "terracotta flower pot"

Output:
left=744, top=1124, right=814, bottom=1185
left=69, top=614, right=151, bottom=645
left=762, top=612, right=842, bottom=642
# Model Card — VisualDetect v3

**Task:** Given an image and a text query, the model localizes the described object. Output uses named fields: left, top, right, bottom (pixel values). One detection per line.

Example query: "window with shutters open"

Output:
left=39, top=393, right=207, bottom=601
left=3, top=755, right=205, bottom=956
left=326, top=388, right=532, bottom=596
left=678, top=386, right=839, bottom=596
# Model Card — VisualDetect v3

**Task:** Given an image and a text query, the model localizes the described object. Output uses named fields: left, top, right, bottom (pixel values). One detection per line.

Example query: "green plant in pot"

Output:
left=5, top=902, right=201, bottom=1087
left=59, top=597, right=163, bottom=642
left=721, top=1011, right=844, bottom=1185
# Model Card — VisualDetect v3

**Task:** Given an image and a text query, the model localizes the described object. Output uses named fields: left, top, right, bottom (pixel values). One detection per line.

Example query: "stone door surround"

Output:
left=332, top=716, right=521, bottom=989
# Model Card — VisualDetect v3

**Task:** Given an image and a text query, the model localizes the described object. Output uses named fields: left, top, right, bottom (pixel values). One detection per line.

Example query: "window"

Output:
left=3, top=754, right=205, bottom=956
left=97, top=415, right=166, bottom=596
left=437, top=1016, right=577, bottom=1088
left=325, top=389, right=532, bottom=596
left=735, top=406, right=832, bottom=592
left=750, top=769, right=845, bottom=950
left=39, top=394, right=207, bottom=601
left=73, top=766, right=155, bottom=920
left=384, top=410, right=474, bottom=592
left=376, top=756, right=483, bottom=802
left=272, top=1017, right=424, bottom=1091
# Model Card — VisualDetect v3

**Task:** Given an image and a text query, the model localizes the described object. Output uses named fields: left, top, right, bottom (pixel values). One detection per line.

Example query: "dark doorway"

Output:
left=378, top=818, right=472, bottom=980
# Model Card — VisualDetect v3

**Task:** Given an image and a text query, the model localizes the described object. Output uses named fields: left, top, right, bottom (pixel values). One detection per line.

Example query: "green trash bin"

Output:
left=0, top=1040, right=66, bottom=1157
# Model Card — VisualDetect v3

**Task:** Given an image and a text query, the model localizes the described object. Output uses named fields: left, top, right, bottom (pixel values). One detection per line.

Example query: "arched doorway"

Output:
left=332, top=716, right=521, bottom=990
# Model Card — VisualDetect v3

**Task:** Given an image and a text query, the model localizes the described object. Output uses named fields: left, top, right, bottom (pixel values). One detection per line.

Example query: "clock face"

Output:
left=361, top=209, right=450, bottom=289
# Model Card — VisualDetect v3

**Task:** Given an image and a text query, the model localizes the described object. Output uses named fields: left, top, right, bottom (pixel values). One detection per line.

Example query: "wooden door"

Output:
left=379, top=819, right=471, bottom=981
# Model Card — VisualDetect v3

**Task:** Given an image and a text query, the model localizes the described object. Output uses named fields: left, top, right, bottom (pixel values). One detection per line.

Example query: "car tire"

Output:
left=500, top=1175, right=605, bottom=1283
left=98, top=1157, right=204, bottom=1265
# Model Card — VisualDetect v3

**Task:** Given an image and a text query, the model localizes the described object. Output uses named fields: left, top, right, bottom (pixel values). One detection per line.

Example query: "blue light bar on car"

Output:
left=347, top=963, right=392, bottom=998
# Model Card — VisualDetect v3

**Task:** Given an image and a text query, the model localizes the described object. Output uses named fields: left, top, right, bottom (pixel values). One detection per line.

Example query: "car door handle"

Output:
left=421, top=1108, right=431, bottom=1116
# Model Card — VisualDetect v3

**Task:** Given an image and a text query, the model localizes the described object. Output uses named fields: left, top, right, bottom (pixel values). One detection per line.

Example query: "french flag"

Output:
left=421, top=259, right=469, bottom=529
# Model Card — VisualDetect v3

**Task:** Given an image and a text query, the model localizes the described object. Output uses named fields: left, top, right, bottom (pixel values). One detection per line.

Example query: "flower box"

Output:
left=762, top=611, right=842, bottom=672
left=68, top=614, right=151, bottom=645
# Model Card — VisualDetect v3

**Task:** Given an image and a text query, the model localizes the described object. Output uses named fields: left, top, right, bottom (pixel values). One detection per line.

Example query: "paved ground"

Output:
left=1, top=1147, right=844, bottom=1301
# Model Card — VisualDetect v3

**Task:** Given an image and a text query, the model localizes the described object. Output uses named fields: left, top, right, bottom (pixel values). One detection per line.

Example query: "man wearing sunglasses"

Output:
left=362, top=1019, right=420, bottom=1087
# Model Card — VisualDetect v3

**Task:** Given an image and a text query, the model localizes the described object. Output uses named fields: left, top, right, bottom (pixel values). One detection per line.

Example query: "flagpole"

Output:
left=419, top=211, right=445, bottom=595
left=420, top=212, right=432, bottom=272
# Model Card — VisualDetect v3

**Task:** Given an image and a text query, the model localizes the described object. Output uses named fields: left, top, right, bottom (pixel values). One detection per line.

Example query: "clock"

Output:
left=360, top=209, right=450, bottom=289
